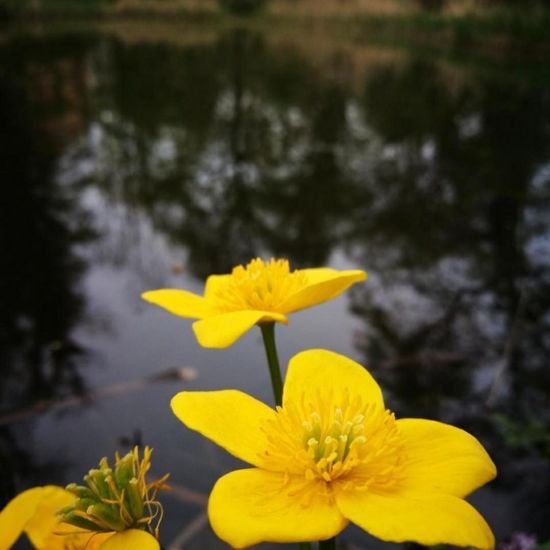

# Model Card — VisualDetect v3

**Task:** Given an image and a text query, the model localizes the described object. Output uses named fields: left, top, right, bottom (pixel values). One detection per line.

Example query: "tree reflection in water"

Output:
left=351, top=58, right=550, bottom=537
left=0, top=35, right=95, bottom=505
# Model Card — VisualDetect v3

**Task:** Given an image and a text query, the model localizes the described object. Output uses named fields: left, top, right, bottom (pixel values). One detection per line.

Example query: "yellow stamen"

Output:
left=211, top=258, right=308, bottom=313
left=261, top=394, right=406, bottom=490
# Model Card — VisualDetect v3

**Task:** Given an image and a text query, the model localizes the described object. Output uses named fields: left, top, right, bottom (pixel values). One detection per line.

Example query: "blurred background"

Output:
left=1, top=0, right=549, bottom=548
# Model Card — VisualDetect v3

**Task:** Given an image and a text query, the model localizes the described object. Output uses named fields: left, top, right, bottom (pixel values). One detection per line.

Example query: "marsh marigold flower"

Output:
left=171, top=349, right=497, bottom=549
left=142, top=258, right=366, bottom=348
left=0, top=447, right=168, bottom=550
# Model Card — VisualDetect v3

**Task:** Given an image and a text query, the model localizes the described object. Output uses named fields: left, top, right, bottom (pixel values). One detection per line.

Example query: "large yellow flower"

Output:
left=171, top=349, right=497, bottom=549
left=142, top=258, right=366, bottom=348
left=0, top=486, right=158, bottom=550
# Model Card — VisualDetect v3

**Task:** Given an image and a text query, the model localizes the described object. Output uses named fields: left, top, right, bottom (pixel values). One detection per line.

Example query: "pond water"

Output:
left=1, top=21, right=549, bottom=549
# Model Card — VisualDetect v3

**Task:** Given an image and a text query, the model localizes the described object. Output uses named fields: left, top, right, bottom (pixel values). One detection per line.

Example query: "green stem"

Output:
left=260, top=322, right=306, bottom=550
left=319, top=538, right=336, bottom=550
left=259, top=322, right=283, bottom=407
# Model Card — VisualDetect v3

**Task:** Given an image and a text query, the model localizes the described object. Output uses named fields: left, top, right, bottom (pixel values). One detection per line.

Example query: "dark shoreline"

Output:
left=4, top=7, right=550, bottom=56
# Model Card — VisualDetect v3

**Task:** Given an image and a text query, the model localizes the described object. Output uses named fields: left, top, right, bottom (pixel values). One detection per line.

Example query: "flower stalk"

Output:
left=260, top=321, right=283, bottom=406
left=319, top=538, right=336, bottom=550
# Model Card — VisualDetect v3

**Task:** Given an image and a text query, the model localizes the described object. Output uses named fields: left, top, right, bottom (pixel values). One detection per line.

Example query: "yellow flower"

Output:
left=171, top=349, right=497, bottom=549
left=0, top=486, right=157, bottom=550
left=0, top=447, right=168, bottom=550
left=142, top=258, right=366, bottom=348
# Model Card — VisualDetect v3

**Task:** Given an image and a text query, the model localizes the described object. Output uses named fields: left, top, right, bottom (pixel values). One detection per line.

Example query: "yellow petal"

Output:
left=171, top=390, right=276, bottom=467
left=141, top=289, right=212, bottom=319
left=192, top=310, right=287, bottom=348
left=42, top=526, right=112, bottom=550
left=209, top=468, right=347, bottom=548
left=279, top=268, right=366, bottom=313
left=283, top=349, right=384, bottom=409
left=301, top=267, right=362, bottom=284
left=398, top=418, right=497, bottom=497
left=336, top=489, right=494, bottom=550
left=204, top=274, right=231, bottom=299
left=24, top=486, right=75, bottom=548
left=0, top=487, right=47, bottom=550
left=100, top=529, right=160, bottom=550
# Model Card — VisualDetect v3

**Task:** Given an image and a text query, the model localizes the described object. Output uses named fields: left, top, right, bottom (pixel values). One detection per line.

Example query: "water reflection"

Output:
left=75, top=30, right=375, bottom=276
left=0, top=34, right=96, bottom=505
left=1, top=23, right=549, bottom=546
left=352, top=57, right=550, bottom=419
left=350, top=57, right=550, bottom=538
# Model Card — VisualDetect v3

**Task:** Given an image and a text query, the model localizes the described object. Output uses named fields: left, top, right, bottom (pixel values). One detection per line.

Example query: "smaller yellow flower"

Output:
left=171, top=349, right=497, bottom=549
left=142, top=258, right=366, bottom=348
left=0, top=447, right=169, bottom=550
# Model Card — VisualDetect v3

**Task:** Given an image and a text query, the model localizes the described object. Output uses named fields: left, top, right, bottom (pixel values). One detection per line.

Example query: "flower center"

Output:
left=302, top=408, right=367, bottom=482
left=58, top=447, right=169, bottom=539
left=261, top=395, right=406, bottom=491
left=211, top=258, right=307, bottom=313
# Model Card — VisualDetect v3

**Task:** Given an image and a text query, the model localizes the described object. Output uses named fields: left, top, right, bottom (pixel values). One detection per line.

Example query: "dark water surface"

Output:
left=1, top=22, right=549, bottom=549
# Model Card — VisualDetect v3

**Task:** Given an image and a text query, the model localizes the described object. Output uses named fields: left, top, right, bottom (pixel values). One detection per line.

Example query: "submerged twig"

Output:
left=167, top=511, right=209, bottom=550
left=0, top=366, right=198, bottom=426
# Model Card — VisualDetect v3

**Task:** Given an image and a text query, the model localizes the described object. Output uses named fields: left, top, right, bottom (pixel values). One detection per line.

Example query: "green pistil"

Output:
left=127, top=478, right=145, bottom=519
left=60, top=510, right=109, bottom=532
left=303, top=409, right=366, bottom=464
left=115, top=453, right=134, bottom=489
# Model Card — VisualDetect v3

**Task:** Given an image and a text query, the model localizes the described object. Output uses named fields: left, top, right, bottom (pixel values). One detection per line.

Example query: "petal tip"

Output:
left=192, top=320, right=231, bottom=349
left=170, top=392, right=200, bottom=428
left=341, top=269, right=367, bottom=282
left=141, top=289, right=156, bottom=301
left=170, top=391, right=186, bottom=413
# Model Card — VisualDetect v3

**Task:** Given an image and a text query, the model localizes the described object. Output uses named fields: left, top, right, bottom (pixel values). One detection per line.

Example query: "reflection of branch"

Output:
left=168, top=511, right=209, bottom=550
left=0, top=367, right=198, bottom=426
left=169, top=483, right=208, bottom=507
left=380, top=351, right=464, bottom=369
left=165, top=481, right=209, bottom=550
left=486, top=288, right=526, bottom=408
